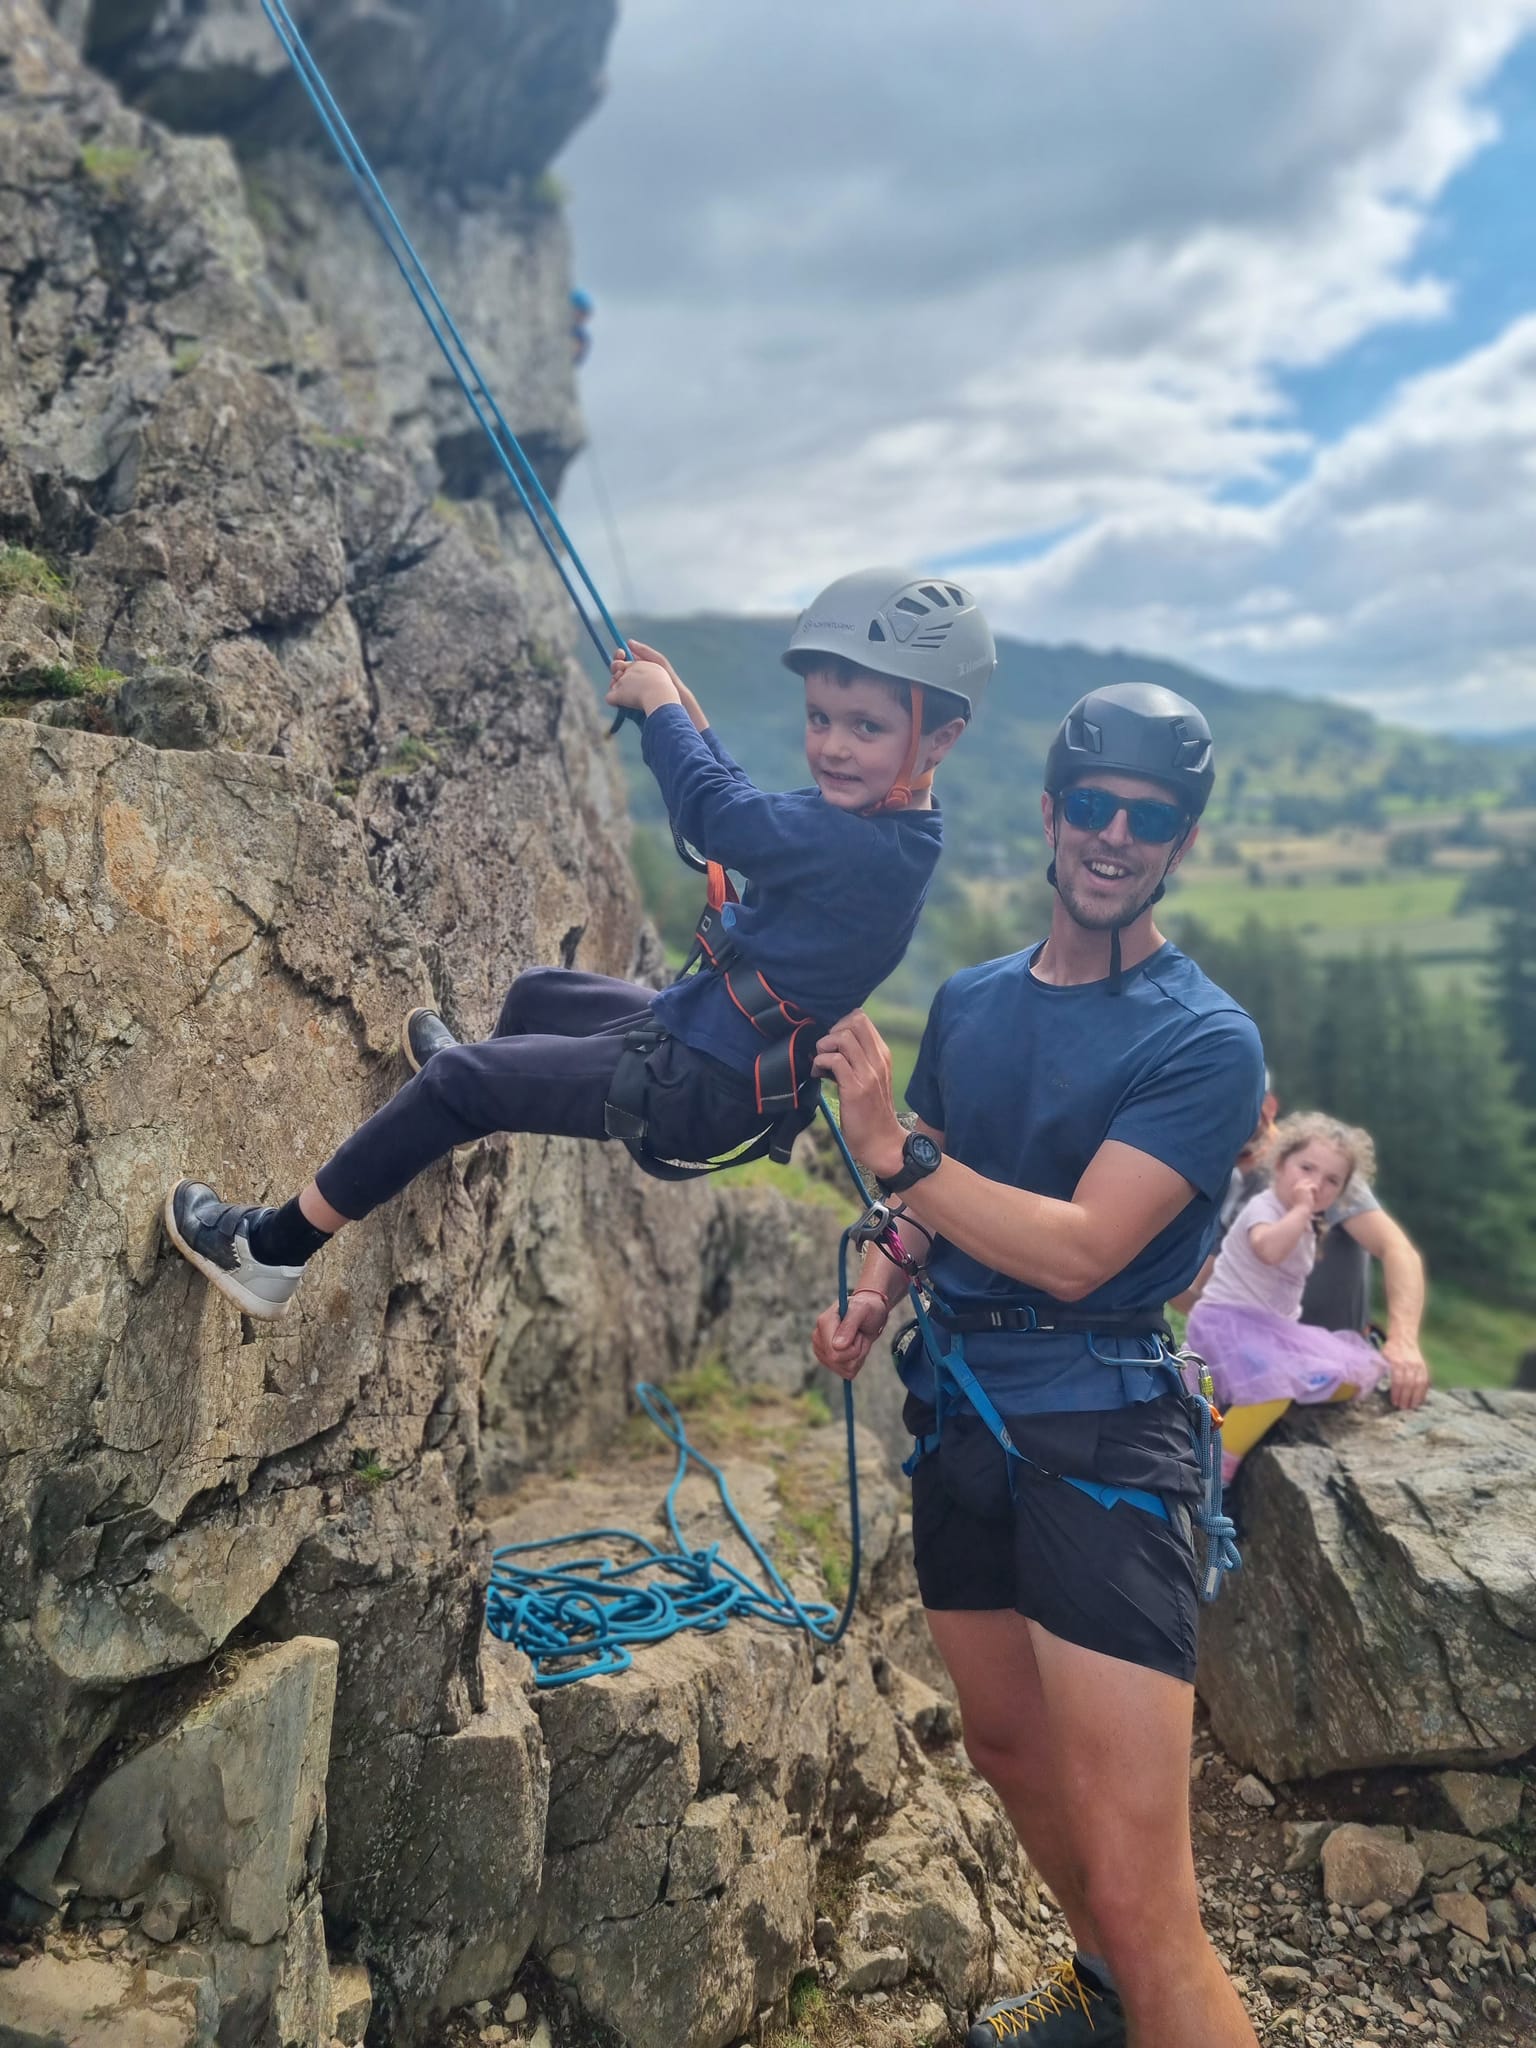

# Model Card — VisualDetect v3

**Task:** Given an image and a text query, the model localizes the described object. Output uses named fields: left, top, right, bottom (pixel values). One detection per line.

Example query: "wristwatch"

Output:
left=876, top=1131, right=943, bottom=1197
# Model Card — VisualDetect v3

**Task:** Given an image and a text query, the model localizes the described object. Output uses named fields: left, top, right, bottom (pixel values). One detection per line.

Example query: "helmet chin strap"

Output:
left=1047, top=820, right=1190, bottom=993
left=863, top=686, right=929, bottom=815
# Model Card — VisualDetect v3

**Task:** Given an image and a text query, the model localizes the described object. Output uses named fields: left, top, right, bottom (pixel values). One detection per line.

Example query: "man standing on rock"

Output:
left=813, top=684, right=1264, bottom=2048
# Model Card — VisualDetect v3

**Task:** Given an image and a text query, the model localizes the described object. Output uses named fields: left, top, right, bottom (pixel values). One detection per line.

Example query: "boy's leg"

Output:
left=493, top=965, right=655, bottom=1041
left=314, top=1026, right=631, bottom=1223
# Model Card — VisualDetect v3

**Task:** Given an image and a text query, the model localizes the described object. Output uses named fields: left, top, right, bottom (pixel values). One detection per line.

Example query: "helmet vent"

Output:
left=867, top=620, right=887, bottom=642
left=919, top=584, right=949, bottom=606
left=945, top=585, right=966, bottom=604
left=895, top=596, right=929, bottom=616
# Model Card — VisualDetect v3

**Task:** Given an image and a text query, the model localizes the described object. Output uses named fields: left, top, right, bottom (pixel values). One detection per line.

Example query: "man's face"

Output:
left=1041, top=772, right=1195, bottom=930
left=802, top=668, right=913, bottom=811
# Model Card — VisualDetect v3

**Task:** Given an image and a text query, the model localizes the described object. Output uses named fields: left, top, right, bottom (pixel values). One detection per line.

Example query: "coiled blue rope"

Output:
left=486, top=1088, right=874, bottom=1688
left=487, top=1377, right=861, bottom=1688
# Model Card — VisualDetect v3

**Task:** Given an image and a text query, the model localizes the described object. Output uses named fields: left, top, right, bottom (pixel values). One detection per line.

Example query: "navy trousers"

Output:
left=314, top=967, right=762, bottom=1220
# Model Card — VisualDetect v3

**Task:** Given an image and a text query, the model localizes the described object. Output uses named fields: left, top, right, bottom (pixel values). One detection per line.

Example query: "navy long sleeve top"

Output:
left=641, top=703, right=943, bottom=1075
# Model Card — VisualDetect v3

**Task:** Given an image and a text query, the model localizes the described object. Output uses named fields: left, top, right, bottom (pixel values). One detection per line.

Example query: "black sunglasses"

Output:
left=1057, top=785, right=1188, bottom=844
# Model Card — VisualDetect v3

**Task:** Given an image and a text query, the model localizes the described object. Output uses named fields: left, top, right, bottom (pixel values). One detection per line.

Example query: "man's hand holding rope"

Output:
left=813, top=1010, right=906, bottom=1185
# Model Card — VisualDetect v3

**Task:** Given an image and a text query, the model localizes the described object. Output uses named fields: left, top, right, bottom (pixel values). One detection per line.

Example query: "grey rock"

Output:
left=1282, top=1821, right=1334, bottom=1873
left=838, top=1943, right=909, bottom=1993
left=851, top=1772, right=1007, bottom=2011
left=97, top=0, right=617, bottom=194
left=1410, top=1829, right=1499, bottom=1883
left=64, top=1637, right=336, bottom=1946
left=328, top=1959, right=371, bottom=2046
left=1199, top=1393, right=1536, bottom=1776
left=1320, top=1826, right=1425, bottom=1911
left=139, top=1873, right=199, bottom=1945
left=1235, top=1773, right=1276, bottom=1809
left=114, top=669, right=227, bottom=752
left=0, top=1949, right=215, bottom=2046
left=1434, top=1769, right=1525, bottom=1838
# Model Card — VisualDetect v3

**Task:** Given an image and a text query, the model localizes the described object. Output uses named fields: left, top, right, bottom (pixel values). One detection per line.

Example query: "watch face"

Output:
left=910, top=1134, right=942, bottom=1173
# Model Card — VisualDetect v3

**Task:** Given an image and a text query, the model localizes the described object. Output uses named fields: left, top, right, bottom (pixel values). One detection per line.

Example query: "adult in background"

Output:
left=813, top=684, right=1264, bottom=2048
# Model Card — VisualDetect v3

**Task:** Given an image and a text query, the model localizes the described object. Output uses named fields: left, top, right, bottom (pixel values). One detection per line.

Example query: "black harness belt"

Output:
left=604, top=862, right=820, bottom=1181
left=925, top=1303, right=1173, bottom=1340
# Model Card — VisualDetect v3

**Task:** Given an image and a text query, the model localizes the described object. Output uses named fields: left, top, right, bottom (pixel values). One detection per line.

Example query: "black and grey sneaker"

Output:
left=967, top=1960, right=1126, bottom=2043
left=401, top=1007, right=459, bottom=1073
left=163, top=1181, right=304, bottom=1321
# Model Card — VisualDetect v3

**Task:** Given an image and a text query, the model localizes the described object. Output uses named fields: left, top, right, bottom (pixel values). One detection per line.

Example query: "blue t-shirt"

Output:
left=902, top=941, right=1264, bottom=1413
left=643, top=704, right=943, bottom=1074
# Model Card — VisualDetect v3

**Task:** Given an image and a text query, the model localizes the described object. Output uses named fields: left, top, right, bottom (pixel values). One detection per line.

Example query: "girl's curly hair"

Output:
left=1265, top=1110, right=1377, bottom=1199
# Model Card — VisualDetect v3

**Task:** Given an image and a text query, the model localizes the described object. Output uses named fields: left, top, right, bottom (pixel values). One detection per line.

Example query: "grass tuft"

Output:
left=380, top=733, right=439, bottom=776
left=0, top=546, right=73, bottom=613
left=11, top=663, right=123, bottom=701
left=79, top=143, right=146, bottom=197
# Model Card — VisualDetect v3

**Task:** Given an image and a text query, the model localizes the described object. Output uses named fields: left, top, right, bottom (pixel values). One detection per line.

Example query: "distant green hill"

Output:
left=584, top=616, right=1536, bottom=885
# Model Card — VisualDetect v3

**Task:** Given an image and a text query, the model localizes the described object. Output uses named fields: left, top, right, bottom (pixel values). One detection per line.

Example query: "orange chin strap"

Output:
left=862, top=684, right=931, bottom=815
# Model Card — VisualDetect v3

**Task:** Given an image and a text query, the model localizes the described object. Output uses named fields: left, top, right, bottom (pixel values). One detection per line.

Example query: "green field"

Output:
left=1416, top=1284, right=1531, bottom=1391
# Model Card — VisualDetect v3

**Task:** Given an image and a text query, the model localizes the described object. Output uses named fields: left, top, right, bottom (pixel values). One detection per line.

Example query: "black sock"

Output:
left=1075, top=1952, right=1118, bottom=1997
left=249, top=1197, right=333, bottom=1268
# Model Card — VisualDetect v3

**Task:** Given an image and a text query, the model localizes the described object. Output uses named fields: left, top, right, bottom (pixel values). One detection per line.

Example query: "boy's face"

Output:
left=802, top=667, right=916, bottom=811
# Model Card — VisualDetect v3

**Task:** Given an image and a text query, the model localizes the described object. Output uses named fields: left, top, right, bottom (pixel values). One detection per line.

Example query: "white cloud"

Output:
left=558, top=0, right=1536, bottom=727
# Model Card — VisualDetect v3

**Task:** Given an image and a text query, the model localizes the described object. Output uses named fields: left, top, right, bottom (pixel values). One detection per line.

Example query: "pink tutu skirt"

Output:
left=1186, top=1303, right=1381, bottom=1479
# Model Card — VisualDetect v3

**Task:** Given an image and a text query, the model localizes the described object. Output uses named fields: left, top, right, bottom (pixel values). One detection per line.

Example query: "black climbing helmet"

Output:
left=1044, top=681, right=1215, bottom=820
left=782, top=567, right=996, bottom=722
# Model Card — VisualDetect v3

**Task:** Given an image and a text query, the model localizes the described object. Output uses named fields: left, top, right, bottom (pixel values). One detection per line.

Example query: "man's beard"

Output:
left=1054, top=860, right=1157, bottom=933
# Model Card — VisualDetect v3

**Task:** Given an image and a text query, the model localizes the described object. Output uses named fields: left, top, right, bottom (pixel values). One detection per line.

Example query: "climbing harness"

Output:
left=257, top=0, right=640, bottom=729
left=603, top=861, right=820, bottom=1180
left=899, top=1288, right=1239, bottom=1601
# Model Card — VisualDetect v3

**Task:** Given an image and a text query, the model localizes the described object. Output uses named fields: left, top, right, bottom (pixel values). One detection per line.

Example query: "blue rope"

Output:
left=1185, top=1348, right=1242, bottom=1601
left=258, top=0, right=636, bottom=699
left=486, top=1089, right=874, bottom=1688
left=487, top=1380, right=862, bottom=1687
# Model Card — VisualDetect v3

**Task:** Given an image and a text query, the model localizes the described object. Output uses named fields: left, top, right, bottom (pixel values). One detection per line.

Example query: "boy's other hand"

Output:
left=608, top=655, right=681, bottom=717
left=625, top=639, right=709, bottom=732
left=624, top=639, right=682, bottom=689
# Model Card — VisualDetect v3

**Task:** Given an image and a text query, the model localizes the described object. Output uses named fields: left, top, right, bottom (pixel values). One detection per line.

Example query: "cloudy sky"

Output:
left=558, top=1, right=1536, bottom=731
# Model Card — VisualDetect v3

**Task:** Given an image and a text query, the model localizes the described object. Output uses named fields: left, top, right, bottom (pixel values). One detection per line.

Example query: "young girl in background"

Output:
left=1188, top=1112, right=1384, bottom=1480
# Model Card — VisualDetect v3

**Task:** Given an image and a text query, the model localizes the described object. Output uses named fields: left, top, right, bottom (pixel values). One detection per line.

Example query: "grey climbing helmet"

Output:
left=782, top=567, right=996, bottom=720
left=1045, top=681, right=1215, bottom=819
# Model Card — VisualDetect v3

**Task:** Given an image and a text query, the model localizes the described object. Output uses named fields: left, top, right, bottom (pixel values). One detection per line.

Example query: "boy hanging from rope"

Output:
left=164, top=569, right=994, bottom=1320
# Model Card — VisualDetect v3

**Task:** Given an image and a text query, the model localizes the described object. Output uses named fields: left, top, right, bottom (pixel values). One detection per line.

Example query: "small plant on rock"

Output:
left=0, top=546, right=74, bottom=617
left=380, top=733, right=440, bottom=776
left=79, top=143, right=146, bottom=199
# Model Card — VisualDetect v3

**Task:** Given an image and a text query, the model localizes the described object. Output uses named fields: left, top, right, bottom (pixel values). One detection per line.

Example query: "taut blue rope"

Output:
left=258, top=0, right=634, bottom=695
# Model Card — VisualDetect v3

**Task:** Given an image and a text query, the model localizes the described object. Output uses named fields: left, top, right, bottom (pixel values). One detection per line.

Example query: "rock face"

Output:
left=1199, top=1392, right=1536, bottom=1779
left=0, top=1, right=700, bottom=2035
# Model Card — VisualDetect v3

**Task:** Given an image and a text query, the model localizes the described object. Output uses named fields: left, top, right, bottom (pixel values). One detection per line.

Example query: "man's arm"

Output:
left=1343, top=1205, right=1431, bottom=1408
left=893, top=1131, right=1197, bottom=1300
left=814, top=1007, right=1198, bottom=1296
